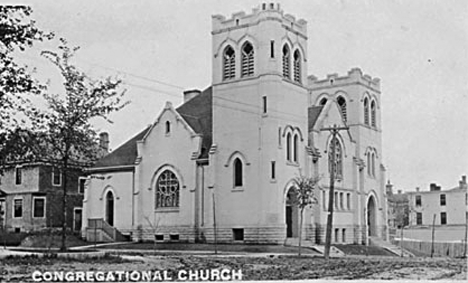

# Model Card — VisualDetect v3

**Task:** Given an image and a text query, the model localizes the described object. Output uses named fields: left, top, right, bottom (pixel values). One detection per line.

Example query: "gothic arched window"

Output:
left=165, top=121, right=171, bottom=134
left=155, top=170, right=180, bottom=208
left=364, top=97, right=369, bottom=125
left=293, top=134, right=299, bottom=162
left=371, top=152, right=376, bottom=177
left=371, top=100, right=376, bottom=127
left=282, top=45, right=290, bottom=79
left=286, top=132, right=292, bottom=161
left=337, top=96, right=347, bottom=122
left=223, top=46, right=235, bottom=80
left=328, top=137, right=343, bottom=179
left=367, top=152, right=371, bottom=176
left=319, top=98, right=328, bottom=106
left=234, top=158, right=243, bottom=187
left=241, top=42, right=254, bottom=77
left=293, top=50, right=301, bottom=83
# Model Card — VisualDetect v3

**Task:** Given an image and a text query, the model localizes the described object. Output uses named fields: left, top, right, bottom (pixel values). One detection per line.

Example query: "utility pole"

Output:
left=212, top=192, right=218, bottom=255
left=431, top=214, right=436, bottom=258
left=321, top=124, right=348, bottom=260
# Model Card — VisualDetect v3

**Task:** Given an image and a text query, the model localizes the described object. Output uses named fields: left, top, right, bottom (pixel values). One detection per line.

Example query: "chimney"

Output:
left=415, top=187, right=420, bottom=192
left=183, top=89, right=201, bottom=103
left=397, top=190, right=402, bottom=194
left=460, top=175, right=467, bottom=189
left=429, top=183, right=437, bottom=191
left=385, top=180, right=393, bottom=195
left=99, top=132, right=109, bottom=153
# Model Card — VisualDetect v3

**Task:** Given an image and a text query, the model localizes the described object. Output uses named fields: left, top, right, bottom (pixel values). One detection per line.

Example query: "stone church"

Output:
left=82, top=3, right=387, bottom=245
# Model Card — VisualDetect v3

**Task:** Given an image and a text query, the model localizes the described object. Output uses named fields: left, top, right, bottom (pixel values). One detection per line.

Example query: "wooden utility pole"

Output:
left=431, top=213, right=436, bottom=258
left=321, top=124, right=348, bottom=260
left=212, top=192, right=218, bottom=255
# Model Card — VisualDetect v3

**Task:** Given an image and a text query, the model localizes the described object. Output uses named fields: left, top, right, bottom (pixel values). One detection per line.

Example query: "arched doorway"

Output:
left=105, top=191, right=114, bottom=226
left=367, top=195, right=376, bottom=236
left=286, top=187, right=299, bottom=238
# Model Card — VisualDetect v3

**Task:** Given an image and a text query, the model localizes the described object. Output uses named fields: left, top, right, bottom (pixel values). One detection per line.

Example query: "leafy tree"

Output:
left=0, top=6, right=52, bottom=167
left=37, top=38, right=129, bottom=250
left=292, top=172, right=320, bottom=256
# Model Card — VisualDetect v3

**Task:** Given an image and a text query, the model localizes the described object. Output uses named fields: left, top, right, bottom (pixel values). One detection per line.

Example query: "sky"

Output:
left=9, top=0, right=468, bottom=192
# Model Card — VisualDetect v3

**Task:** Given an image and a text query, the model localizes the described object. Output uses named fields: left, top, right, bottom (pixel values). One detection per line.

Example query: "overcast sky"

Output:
left=14, top=0, right=468, bottom=192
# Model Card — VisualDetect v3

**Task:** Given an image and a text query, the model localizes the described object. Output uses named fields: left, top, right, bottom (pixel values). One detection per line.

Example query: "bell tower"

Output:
left=209, top=3, right=312, bottom=243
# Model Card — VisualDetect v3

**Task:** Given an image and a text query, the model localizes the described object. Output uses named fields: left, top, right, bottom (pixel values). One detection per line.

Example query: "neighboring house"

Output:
left=385, top=181, right=409, bottom=239
left=0, top=161, right=87, bottom=233
left=405, top=176, right=467, bottom=242
left=83, top=4, right=388, bottom=245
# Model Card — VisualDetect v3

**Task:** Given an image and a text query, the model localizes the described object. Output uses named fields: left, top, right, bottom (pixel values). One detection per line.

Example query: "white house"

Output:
left=82, top=3, right=387, bottom=245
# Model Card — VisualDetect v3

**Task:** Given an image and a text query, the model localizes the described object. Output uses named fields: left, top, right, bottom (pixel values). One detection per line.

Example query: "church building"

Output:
left=82, top=3, right=388, bottom=245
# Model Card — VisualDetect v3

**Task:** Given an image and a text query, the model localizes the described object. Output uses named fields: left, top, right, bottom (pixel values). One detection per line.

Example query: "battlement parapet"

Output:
left=308, top=67, right=381, bottom=92
left=212, top=2, right=307, bottom=36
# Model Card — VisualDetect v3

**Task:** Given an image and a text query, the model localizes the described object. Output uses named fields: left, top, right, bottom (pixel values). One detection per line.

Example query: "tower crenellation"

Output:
left=308, top=67, right=381, bottom=92
left=212, top=3, right=307, bottom=37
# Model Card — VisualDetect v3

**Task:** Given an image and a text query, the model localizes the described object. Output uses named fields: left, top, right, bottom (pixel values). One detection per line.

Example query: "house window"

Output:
left=342, top=229, right=346, bottom=242
left=282, top=45, right=290, bottom=79
left=293, top=50, right=301, bottom=83
left=416, top=212, right=422, bottom=225
left=371, top=100, right=376, bottom=127
left=334, top=228, right=339, bottom=242
left=234, top=158, right=243, bottom=187
left=270, top=40, right=275, bottom=58
left=364, top=97, right=369, bottom=125
left=334, top=192, right=338, bottom=209
left=293, top=134, right=298, bottom=162
left=78, top=177, right=86, bottom=194
left=263, top=96, right=267, bottom=114
left=440, top=194, right=446, bottom=206
left=155, top=170, right=179, bottom=208
left=241, top=42, right=254, bottom=77
left=52, top=167, right=61, bottom=186
left=323, top=190, right=327, bottom=210
left=440, top=212, right=447, bottom=225
left=15, top=167, right=22, bottom=185
left=165, top=121, right=171, bottom=134
left=271, top=161, right=276, bottom=180
left=286, top=133, right=292, bottom=161
left=223, top=45, right=235, bottom=80
left=337, top=96, right=347, bottom=122
left=33, top=197, right=45, bottom=218
left=328, top=138, right=343, bottom=179
left=415, top=195, right=421, bottom=206
left=13, top=199, right=22, bottom=218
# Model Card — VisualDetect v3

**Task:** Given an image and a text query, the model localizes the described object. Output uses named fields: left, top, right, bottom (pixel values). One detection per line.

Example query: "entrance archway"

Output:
left=286, top=187, right=299, bottom=238
left=105, top=191, right=114, bottom=226
left=367, top=195, right=377, bottom=236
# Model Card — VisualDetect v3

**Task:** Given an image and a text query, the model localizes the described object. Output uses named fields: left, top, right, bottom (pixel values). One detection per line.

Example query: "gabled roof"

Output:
left=91, top=86, right=213, bottom=169
left=308, top=106, right=323, bottom=132
left=93, top=127, right=151, bottom=168
left=176, top=87, right=213, bottom=159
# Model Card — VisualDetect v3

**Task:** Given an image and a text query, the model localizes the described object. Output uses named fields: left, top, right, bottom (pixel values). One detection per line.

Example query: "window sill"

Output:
left=232, top=187, right=244, bottom=192
left=270, top=179, right=277, bottom=184
left=155, top=207, right=179, bottom=213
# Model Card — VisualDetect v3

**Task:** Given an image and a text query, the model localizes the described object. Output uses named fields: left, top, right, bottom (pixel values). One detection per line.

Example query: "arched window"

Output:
left=293, top=50, right=301, bottom=83
left=223, top=46, right=235, bottom=80
left=367, top=152, right=371, bottom=176
left=105, top=191, right=114, bottom=226
left=234, top=158, right=243, bottom=187
left=319, top=98, right=328, bottom=106
left=364, top=97, right=369, bottom=125
left=293, top=134, right=299, bottom=162
left=282, top=45, right=290, bottom=79
left=241, top=42, right=254, bottom=77
left=286, top=132, right=292, bottom=161
left=165, top=121, right=171, bottom=134
left=371, top=152, right=375, bottom=177
left=328, top=137, right=343, bottom=179
left=371, top=100, right=376, bottom=127
left=155, top=170, right=180, bottom=208
left=337, top=96, right=347, bottom=122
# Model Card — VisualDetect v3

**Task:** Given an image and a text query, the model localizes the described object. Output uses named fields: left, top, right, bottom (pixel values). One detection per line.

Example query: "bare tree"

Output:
left=36, top=38, right=129, bottom=250
left=292, top=172, right=320, bottom=256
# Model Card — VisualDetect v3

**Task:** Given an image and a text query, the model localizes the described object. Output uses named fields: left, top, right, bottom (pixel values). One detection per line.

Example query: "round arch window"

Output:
left=155, top=170, right=180, bottom=208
